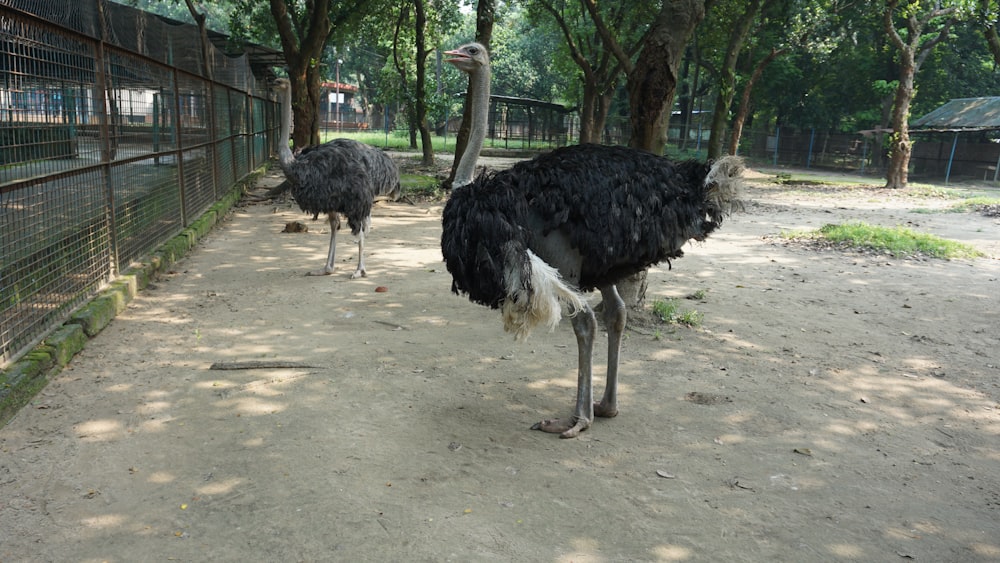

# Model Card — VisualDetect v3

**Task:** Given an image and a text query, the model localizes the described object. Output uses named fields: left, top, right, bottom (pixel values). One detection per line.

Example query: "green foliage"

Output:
left=651, top=298, right=704, bottom=328
left=117, top=0, right=235, bottom=34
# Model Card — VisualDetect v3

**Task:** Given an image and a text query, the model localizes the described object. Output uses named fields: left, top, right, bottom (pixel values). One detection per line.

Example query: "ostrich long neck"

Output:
left=277, top=83, right=295, bottom=170
left=453, top=62, right=491, bottom=188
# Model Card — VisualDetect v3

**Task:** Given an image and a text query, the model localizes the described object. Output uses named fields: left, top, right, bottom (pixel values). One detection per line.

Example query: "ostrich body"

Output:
left=274, top=79, right=400, bottom=278
left=441, top=43, right=745, bottom=438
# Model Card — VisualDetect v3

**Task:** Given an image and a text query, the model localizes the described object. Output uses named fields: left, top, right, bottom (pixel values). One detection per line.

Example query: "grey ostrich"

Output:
left=274, top=78, right=400, bottom=278
left=441, top=43, right=745, bottom=438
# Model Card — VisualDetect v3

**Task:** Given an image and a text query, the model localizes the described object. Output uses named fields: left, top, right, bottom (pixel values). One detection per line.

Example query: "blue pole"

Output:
left=945, top=132, right=958, bottom=185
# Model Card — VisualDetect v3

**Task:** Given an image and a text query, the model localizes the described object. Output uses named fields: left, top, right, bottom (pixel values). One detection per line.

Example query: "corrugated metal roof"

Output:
left=911, top=97, right=1000, bottom=131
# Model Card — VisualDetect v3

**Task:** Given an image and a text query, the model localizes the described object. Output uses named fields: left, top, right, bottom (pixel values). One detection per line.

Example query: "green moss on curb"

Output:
left=0, top=348, right=54, bottom=425
left=111, top=274, right=139, bottom=301
left=68, top=293, right=120, bottom=336
left=45, top=324, right=87, bottom=367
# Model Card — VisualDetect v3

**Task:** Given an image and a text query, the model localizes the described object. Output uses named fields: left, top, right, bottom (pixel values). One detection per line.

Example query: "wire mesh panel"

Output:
left=175, top=73, right=215, bottom=218
left=250, top=95, right=269, bottom=167
left=229, top=89, right=250, bottom=179
left=0, top=1, right=279, bottom=367
left=0, top=169, right=111, bottom=363
left=109, top=159, right=181, bottom=268
left=181, top=146, right=213, bottom=219
left=103, top=49, right=177, bottom=161
left=214, top=136, right=235, bottom=190
left=0, top=15, right=102, bottom=184
left=213, top=87, right=235, bottom=188
left=213, top=83, right=232, bottom=140
left=176, top=74, right=209, bottom=147
left=103, top=49, right=185, bottom=267
left=0, top=0, right=102, bottom=41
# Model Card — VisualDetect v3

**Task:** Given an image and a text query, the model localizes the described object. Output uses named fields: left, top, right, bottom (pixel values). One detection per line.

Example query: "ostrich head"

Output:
left=444, top=43, right=489, bottom=75
left=445, top=43, right=491, bottom=188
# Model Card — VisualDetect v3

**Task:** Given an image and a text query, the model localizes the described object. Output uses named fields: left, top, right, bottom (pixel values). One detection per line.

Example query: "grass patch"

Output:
left=400, top=173, right=443, bottom=199
left=651, top=298, right=703, bottom=328
left=687, top=289, right=708, bottom=301
left=947, top=196, right=1000, bottom=213
left=903, top=183, right=967, bottom=199
left=782, top=221, right=984, bottom=259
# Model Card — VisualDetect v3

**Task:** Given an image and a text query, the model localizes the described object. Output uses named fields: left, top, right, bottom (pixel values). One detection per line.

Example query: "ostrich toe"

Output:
left=306, top=266, right=335, bottom=276
left=532, top=416, right=590, bottom=439
left=594, top=401, right=619, bottom=418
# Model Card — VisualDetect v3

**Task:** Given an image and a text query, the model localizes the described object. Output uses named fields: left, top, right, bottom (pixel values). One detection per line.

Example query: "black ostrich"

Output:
left=441, top=43, right=745, bottom=438
left=274, top=78, right=400, bottom=278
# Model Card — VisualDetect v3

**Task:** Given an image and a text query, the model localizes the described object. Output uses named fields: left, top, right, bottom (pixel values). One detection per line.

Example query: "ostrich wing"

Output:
left=500, top=144, right=722, bottom=290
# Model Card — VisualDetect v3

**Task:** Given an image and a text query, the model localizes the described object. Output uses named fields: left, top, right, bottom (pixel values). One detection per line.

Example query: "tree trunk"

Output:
left=414, top=0, right=434, bottom=164
left=885, top=43, right=916, bottom=189
left=626, top=0, right=709, bottom=156
left=707, top=0, right=761, bottom=160
left=594, top=90, right=613, bottom=143
left=618, top=0, right=709, bottom=308
left=987, top=24, right=1000, bottom=65
left=676, top=46, right=694, bottom=151
left=883, top=1, right=958, bottom=189
left=306, top=67, right=324, bottom=145
left=579, top=86, right=599, bottom=144
left=615, top=271, right=649, bottom=310
left=268, top=0, right=335, bottom=148
left=981, top=0, right=1000, bottom=65
left=728, top=47, right=785, bottom=155
left=288, top=76, right=316, bottom=148
left=885, top=75, right=914, bottom=189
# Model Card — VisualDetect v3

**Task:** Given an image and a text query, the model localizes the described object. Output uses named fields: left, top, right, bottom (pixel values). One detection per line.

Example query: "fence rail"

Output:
left=1, top=1, right=279, bottom=367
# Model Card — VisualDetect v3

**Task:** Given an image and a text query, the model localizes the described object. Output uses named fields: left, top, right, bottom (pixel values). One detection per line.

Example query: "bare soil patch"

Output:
left=2, top=164, right=998, bottom=562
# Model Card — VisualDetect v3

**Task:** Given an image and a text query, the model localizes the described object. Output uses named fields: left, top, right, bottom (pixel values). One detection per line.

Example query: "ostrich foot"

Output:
left=532, top=402, right=618, bottom=438
left=594, top=401, right=619, bottom=418
left=306, top=266, right=335, bottom=276
left=531, top=416, right=590, bottom=439
left=350, top=268, right=366, bottom=279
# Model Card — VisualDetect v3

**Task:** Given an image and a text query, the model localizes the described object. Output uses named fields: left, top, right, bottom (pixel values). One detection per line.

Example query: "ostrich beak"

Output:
left=443, top=49, right=469, bottom=63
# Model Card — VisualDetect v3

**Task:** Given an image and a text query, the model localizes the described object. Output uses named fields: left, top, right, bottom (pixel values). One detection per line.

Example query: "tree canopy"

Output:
left=127, top=0, right=1000, bottom=187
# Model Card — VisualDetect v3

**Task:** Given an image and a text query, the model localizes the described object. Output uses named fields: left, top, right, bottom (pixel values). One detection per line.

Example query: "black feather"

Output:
left=441, top=144, right=739, bottom=300
left=286, top=139, right=400, bottom=235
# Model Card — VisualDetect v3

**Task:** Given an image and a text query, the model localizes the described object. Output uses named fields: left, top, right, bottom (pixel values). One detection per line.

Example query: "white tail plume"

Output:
left=501, top=249, right=585, bottom=341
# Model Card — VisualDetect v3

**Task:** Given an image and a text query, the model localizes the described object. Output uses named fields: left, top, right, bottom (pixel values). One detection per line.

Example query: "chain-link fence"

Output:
left=1, top=0, right=279, bottom=366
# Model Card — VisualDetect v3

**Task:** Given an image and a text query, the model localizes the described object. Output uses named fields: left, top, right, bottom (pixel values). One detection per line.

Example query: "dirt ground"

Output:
left=1, top=158, right=999, bottom=562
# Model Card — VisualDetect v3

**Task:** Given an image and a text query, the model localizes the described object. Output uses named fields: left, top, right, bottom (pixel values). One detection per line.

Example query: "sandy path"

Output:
left=1, top=169, right=998, bottom=562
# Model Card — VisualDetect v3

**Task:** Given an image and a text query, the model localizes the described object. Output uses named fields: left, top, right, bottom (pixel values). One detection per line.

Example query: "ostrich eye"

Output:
left=468, top=47, right=479, bottom=54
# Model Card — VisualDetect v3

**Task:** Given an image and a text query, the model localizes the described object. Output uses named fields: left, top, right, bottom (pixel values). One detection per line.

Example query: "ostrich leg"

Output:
left=532, top=284, right=624, bottom=438
left=350, top=216, right=372, bottom=279
left=595, top=284, right=624, bottom=418
left=533, top=303, right=597, bottom=438
left=307, top=214, right=340, bottom=276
